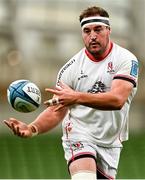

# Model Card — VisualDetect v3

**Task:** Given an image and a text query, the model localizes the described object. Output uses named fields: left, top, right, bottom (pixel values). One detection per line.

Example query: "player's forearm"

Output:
left=75, top=91, right=124, bottom=110
left=29, top=106, right=67, bottom=134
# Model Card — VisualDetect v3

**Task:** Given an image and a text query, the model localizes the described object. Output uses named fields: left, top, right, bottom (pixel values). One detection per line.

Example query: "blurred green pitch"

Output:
left=0, top=132, right=145, bottom=179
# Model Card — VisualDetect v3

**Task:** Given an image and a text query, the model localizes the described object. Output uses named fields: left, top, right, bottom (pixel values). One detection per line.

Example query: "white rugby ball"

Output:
left=7, top=79, right=41, bottom=113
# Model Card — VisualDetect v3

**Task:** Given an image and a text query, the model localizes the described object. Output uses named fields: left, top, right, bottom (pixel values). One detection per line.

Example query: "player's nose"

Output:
left=90, top=32, right=97, bottom=40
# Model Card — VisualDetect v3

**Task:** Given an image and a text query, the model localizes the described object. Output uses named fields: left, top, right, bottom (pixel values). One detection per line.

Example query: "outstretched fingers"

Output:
left=45, top=88, right=61, bottom=95
left=3, top=118, right=28, bottom=137
left=11, top=123, right=19, bottom=135
left=3, top=118, right=21, bottom=129
left=54, top=104, right=65, bottom=111
left=3, top=120, right=12, bottom=129
left=58, top=81, right=70, bottom=89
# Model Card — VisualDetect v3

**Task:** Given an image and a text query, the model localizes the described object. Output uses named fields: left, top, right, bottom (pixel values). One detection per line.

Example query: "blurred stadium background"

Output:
left=0, top=0, right=145, bottom=179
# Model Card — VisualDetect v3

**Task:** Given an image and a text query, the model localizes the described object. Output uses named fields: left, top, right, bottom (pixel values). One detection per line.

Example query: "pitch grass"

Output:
left=0, top=132, right=145, bottom=179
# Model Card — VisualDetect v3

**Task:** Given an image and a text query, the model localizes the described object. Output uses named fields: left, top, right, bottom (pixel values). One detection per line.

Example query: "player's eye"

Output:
left=83, top=28, right=90, bottom=34
left=94, top=28, right=103, bottom=33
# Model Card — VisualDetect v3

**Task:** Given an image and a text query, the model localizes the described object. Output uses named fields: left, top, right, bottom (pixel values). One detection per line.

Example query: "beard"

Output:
left=86, top=39, right=109, bottom=58
left=87, top=43, right=104, bottom=56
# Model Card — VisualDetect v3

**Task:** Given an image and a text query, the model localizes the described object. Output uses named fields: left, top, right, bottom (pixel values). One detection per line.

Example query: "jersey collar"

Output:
left=85, top=42, right=113, bottom=62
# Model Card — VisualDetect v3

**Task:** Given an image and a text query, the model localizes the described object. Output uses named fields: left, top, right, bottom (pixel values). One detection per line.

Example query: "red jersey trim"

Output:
left=85, top=41, right=113, bottom=62
left=97, top=166, right=114, bottom=180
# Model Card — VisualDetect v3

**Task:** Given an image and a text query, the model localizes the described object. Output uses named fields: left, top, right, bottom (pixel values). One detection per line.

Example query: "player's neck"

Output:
left=85, top=41, right=113, bottom=62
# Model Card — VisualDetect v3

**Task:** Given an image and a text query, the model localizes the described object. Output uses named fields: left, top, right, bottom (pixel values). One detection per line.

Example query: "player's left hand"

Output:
left=44, top=82, right=78, bottom=111
left=3, top=118, right=32, bottom=138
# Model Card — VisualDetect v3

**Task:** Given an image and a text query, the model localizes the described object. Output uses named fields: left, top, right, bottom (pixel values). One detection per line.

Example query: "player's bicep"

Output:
left=111, top=79, right=133, bottom=102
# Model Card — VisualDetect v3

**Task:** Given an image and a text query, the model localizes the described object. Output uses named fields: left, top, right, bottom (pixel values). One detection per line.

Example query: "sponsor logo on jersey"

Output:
left=107, top=61, right=115, bottom=74
left=130, top=60, right=138, bottom=77
left=88, top=81, right=106, bottom=93
left=78, top=70, right=88, bottom=80
left=71, top=142, right=84, bottom=151
left=57, top=59, right=75, bottom=83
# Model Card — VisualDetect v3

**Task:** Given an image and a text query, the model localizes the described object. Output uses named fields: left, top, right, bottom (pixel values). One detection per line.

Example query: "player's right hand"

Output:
left=3, top=118, right=32, bottom=138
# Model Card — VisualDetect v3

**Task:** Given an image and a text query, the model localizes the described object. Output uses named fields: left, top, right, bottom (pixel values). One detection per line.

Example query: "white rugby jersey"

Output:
left=56, top=42, right=139, bottom=147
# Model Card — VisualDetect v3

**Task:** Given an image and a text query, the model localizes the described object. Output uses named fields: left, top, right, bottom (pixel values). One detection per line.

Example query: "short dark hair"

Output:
left=79, top=6, right=109, bottom=22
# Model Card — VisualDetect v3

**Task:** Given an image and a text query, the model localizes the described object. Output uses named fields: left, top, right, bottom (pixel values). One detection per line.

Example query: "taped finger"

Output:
left=44, top=97, right=60, bottom=106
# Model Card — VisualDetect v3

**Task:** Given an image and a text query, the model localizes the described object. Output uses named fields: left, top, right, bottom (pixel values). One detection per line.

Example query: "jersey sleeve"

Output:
left=56, top=58, right=76, bottom=87
left=113, top=57, right=139, bottom=87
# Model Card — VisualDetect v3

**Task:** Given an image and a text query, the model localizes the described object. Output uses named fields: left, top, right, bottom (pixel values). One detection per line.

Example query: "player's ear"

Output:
left=109, top=26, right=111, bottom=32
left=106, top=26, right=111, bottom=35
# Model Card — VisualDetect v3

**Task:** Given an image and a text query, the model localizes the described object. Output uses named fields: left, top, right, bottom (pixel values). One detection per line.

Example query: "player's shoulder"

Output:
left=113, top=43, right=137, bottom=60
left=58, top=49, right=84, bottom=73
left=57, top=49, right=84, bottom=83
left=71, top=48, right=85, bottom=61
left=62, top=48, right=84, bottom=67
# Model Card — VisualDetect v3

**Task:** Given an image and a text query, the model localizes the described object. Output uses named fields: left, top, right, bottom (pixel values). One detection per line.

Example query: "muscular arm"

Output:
left=46, top=80, right=134, bottom=111
left=4, top=80, right=133, bottom=137
left=29, top=106, right=68, bottom=134
left=3, top=104, right=68, bottom=137
left=75, top=79, right=133, bottom=110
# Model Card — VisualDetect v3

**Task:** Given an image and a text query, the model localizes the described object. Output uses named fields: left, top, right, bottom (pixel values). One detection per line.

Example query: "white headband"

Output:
left=80, top=16, right=110, bottom=29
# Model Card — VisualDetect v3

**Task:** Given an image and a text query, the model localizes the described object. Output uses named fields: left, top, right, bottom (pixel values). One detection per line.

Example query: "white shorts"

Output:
left=62, top=140, right=122, bottom=179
